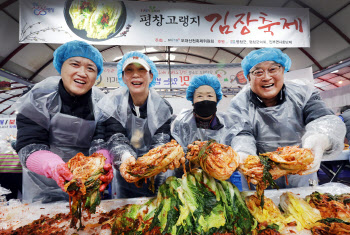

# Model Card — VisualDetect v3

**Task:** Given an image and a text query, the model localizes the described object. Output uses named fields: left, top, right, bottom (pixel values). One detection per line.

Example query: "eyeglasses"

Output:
left=249, top=65, right=282, bottom=78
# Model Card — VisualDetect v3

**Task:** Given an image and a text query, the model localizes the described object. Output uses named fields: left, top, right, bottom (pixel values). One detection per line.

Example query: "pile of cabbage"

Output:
left=104, top=169, right=256, bottom=234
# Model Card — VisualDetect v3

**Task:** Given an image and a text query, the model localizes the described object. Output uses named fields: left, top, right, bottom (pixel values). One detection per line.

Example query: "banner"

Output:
left=19, top=0, right=310, bottom=47
left=95, top=63, right=247, bottom=89
left=0, top=117, right=21, bottom=173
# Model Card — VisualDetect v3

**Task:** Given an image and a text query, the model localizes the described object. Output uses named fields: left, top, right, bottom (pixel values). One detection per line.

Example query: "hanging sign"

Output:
left=19, top=0, right=310, bottom=47
left=96, top=62, right=247, bottom=89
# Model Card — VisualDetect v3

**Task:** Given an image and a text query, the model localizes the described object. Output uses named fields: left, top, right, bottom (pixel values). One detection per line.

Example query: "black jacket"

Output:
left=16, top=80, right=96, bottom=153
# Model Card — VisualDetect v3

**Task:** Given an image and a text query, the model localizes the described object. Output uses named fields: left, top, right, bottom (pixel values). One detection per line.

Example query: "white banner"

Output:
left=95, top=63, right=248, bottom=89
left=19, top=0, right=310, bottom=47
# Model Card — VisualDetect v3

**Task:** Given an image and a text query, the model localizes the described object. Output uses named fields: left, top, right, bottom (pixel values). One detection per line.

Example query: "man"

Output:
left=92, top=51, right=174, bottom=198
left=339, top=106, right=350, bottom=142
left=15, top=40, right=113, bottom=203
left=229, top=48, right=346, bottom=189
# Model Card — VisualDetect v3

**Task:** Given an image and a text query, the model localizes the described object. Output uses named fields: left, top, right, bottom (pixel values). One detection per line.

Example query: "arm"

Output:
left=302, top=91, right=345, bottom=158
left=341, top=109, right=350, bottom=141
left=16, top=113, right=72, bottom=190
left=102, top=117, right=136, bottom=170
left=301, top=91, right=346, bottom=174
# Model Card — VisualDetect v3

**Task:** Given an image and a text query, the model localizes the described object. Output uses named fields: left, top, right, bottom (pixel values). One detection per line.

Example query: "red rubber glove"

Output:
left=99, top=164, right=113, bottom=192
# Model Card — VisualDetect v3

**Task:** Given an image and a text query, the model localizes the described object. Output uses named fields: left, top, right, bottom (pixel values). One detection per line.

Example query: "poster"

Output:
left=96, top=63, right=247, bottom=89
left=19, top=0, right=310, bottom=47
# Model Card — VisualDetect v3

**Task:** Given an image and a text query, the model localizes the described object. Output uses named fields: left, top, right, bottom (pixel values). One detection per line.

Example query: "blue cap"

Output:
left=117, top=51, right=158, bottom=88
left=53, top=40, right=103, bottom=78
left=186, top=74, right=223, bottom=103
left=241, top=48, right=292, bottom=79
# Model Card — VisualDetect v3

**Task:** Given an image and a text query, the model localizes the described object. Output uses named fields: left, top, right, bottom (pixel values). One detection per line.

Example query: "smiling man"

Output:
left=92, top=51, right=174, bottom=198
left=15, top=40, right=113, bottom=203
left=228, top=48, right=346, bottom=190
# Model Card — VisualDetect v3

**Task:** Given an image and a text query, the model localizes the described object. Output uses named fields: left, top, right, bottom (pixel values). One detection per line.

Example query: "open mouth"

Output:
left=131, top=82, right=143, bottom=86
left=74, top=79, right=86, bottom=85
left=262, top=83, right=274, bottom=88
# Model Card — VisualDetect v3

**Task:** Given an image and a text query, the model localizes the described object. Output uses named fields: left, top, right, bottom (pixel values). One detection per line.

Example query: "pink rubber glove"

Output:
left=96, top=149, right=112, bottom=165
left=26, top=150, right=73, bottom=191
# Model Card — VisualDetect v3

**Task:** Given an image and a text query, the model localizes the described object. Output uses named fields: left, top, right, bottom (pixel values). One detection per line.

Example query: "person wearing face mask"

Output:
left=92, top=51, right=175, bottom=199
left=228, top=48, right=346, bottom=190
left=15, top=40, right=113, bottom=203
left=171, top=74, right=249, bottom=156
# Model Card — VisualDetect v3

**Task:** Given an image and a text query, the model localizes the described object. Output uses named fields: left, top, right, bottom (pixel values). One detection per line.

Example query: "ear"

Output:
left=247, top=74, right=251, bottom=82
left=149, top=72, right=153, bottom=83
left=122, top=73, right=127, bottom=85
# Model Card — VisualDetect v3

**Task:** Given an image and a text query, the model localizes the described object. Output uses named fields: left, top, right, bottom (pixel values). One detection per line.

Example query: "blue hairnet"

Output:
left=53, top=40, right=103, bottom=78
left=117, top=51, right=158, bottom=88
left=241, top=48, right=292, bottom=79
left=186, top=74, right=223, bottom=103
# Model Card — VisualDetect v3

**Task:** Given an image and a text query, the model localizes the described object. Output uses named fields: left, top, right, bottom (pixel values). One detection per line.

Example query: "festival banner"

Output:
left=19, top=0, right=310, bottom=47
left=95, top=63, right=247, bottom=89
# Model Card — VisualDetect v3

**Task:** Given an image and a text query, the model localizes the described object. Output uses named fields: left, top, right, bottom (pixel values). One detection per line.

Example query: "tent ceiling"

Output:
left=0, top=0, right=350, bottom=115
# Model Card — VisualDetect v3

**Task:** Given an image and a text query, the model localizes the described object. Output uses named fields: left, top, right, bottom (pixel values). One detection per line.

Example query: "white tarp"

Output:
left=19, top=0, right=310, bottom=47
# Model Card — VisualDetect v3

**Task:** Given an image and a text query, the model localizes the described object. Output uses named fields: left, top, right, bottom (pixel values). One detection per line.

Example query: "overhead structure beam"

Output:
left=293, top=0, right=350, bottom=44
left=0, top=69, right=33, bottom=86
left=0, top=0, right=17, bottom=11
left=0, top=105, right=12, bottom=115
left=216, top=48, right=243, bottom=59
left=114, top=51, right=219, bottom=63
left=298, top=48, right=323, bottom=70
left=313, top=58, right=350, bottom=78
left=153, top=60, right=191, bottom=64
left=0, top=44, right=28, bottom=68
left=0, top=94, right=21, bottom=105
left=29, top=58, right=53, bottom=81
left=0, top=86, right=27, bottom=94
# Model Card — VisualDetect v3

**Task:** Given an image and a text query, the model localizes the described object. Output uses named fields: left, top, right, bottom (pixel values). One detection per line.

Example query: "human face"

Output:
left=248, top=61, right=284, bottom=106
left=122, top=63, right=153, bottom=96
left=60, top=57, right=98, bottom=96
left=193, top=85, right=217, bottom=104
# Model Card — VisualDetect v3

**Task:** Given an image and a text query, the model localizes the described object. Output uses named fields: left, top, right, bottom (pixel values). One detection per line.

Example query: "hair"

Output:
left=340, top=105, right=350, bottom=114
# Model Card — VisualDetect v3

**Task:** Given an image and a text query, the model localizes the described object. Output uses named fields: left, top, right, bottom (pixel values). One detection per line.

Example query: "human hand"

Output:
left=96, top=149, right=112, bottom=165
left=120, top=156, right=138, bottom=183
left=301, top=134, right=329, bottom=175
left=238, top=152, right=250, bottom=165
left=49, top=163, right=73, bottom=191
left=99, top=164, right=113, bottom=192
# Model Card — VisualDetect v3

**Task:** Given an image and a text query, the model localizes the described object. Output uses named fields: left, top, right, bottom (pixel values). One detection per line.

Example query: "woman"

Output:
left=92, top=51, right=175, bottom=198
left=16, top=40, right=113, bottom=203
left=171, top=74, right=248, bottom=151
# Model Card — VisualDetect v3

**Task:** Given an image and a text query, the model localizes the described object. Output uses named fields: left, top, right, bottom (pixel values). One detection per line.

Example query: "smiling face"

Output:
left=60, top=57, right=97, bottom=96
left=248, top=61, right=285, bottom=106
left=122, top=63, right=153, bottom=97
left=193, top=85, right=217, bottom=104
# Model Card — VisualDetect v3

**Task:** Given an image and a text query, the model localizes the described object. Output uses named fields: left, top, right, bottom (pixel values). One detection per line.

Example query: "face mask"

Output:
left=193, top=100, right=217, bottom=118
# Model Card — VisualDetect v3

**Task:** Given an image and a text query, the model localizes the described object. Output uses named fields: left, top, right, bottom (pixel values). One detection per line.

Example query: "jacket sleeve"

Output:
left=303, top=90, right=334, bottom=124
left=16, top=113, right=50, bottom=167
left=342, top=109, right=350, bottom=141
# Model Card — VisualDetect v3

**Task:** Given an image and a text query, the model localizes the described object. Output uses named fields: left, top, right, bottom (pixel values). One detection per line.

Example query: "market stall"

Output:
left=1, top=0, right=350, bottom=235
